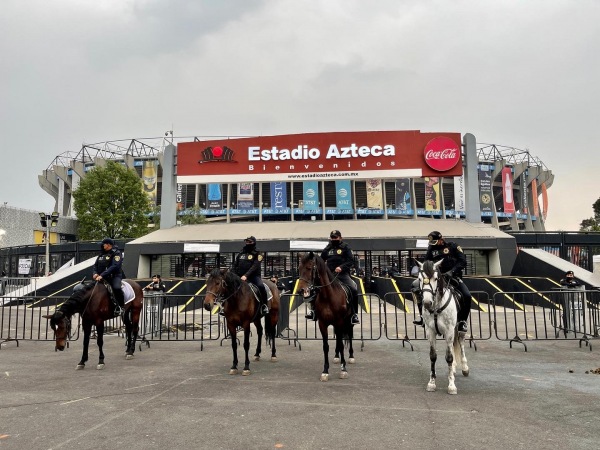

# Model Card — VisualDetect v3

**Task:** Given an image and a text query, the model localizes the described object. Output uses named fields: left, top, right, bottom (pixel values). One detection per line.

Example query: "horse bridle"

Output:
left=206, top=275, right=241, bottom=306
left=419, top=268, right=453, bottom=315
left=299, top=258, right=340, bottom=292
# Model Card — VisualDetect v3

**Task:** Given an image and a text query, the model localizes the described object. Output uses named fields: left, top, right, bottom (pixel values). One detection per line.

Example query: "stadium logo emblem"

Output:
left=198, top=146, right=237, bottom=164
left=423, top=137, right=460, bottom=171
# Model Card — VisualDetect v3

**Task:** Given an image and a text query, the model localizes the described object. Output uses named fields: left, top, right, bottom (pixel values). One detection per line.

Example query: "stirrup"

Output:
left=351, top=314, right=360, bottom=325
left=114, top=306, right=124, bottom=316
left=218, top=304, right=225, bottom=316
left=260, top=304, right=269, bottom=316
left=305, top=310, right=317, bottom=321
left=413, top=317, right=424, bottom=327
left=457, top=321, right=468, bottom=333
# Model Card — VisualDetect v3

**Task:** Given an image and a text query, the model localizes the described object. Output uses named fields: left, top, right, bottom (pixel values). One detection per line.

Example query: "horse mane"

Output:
left=59, top=282, right=96, bottom=316
left=422, top=260, right=435, bottom=278
left=209, top=267, right=242, bottom=293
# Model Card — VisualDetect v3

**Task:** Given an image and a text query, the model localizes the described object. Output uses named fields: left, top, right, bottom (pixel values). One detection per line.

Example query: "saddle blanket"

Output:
left=122, top=281, right=135, bottom=304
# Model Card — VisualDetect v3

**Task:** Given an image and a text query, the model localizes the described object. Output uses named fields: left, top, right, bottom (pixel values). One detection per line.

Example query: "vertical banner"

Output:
left=303, top=181, right=319, bottom=210
left=395, top=179, right=411, bottom=213
left=501, top=167, right=515, bottom=214
left=270, top=182, right=287, bottom=210
left=176, top=183, right=184, bottom=211
left=453, top=175, right=465, bottom=214
left=366, top=179, right=383, bottom=209
left=142, top=160, right=158, bottom=205
left=335, top=180, right=352, bottom=211
left=531, top=178, right=539, bottom=217
left=522, top=172, right=529, bottom=214
left=424, top=177, right=440, bottom=211
left=237, top=182, right=254, bottom=209
left=478, top=167, right=493, bottom=213
left=541, top=182, right=549, bottom=220
left=207, top=184, right=223, bottom=209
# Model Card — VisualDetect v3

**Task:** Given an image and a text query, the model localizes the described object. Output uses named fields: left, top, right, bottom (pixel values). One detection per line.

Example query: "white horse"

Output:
left=416, top=260, right=469, bottom=394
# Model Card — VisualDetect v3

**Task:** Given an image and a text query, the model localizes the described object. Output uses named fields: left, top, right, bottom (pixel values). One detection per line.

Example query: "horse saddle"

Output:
left=249, top=283, right=273, bottom=303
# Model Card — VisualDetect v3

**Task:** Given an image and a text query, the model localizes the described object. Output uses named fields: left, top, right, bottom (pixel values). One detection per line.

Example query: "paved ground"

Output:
left=1, top=333, right=599, bottom=450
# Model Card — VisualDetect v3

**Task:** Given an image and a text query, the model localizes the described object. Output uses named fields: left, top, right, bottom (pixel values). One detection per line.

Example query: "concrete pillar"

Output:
left=160, top=144, right=177, bottom=229
left=463, top=133, right=481, bottom=223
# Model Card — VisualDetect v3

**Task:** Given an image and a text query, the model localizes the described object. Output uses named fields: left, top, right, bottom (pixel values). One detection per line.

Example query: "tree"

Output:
left=580, top=198, right=600, bottom=232
left=72, top=161, right=152, bottom=240
left=179, top=205, right=208, bottom=225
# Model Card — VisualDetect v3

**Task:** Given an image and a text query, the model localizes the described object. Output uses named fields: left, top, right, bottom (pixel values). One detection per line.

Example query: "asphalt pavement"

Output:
left=1, top=333, right=599, bottom=450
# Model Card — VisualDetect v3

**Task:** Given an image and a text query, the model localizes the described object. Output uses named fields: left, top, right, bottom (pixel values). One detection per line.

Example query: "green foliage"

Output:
left=579, top=198, right=600, bottom=232
left=179, top=205, right=208, bottom=225
left=72, top=161, right=152, bottom=240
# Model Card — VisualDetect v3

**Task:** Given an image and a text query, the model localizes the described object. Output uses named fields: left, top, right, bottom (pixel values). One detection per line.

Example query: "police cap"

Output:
left=101, top=238, right=115, bottom=246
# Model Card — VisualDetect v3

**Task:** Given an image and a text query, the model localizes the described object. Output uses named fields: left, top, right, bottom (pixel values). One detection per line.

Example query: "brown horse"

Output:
left=297, top=252, right=355, bottom=381
left=43, top=280, right=143, bottom=370
left=203, top=268, right=280, bottom=375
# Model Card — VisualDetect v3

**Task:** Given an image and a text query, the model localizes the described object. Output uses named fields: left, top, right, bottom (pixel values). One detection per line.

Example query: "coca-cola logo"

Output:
left=423, top=137, right=460, bottom=171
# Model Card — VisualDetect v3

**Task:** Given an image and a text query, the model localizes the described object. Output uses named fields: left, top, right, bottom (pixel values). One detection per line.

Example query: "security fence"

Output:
left=2, top=288, right=599, bottom=352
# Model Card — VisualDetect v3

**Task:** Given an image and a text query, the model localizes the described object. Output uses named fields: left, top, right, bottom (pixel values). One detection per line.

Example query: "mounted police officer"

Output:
left=232, top=236, right=269, bottom=316
left=92, top=238, right=125, bottom=315
left=412, top=231, right=472, bottom=333
left=305, top=230, right=360, bottom=325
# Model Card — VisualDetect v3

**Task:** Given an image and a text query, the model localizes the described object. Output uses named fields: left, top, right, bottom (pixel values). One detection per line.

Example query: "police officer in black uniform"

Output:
left=306, top=230, right=360, bottom=324
left=412, top=231, right=472, bottom=333
left=93, top=238, right=125, bottom=315
left=232, top=236, right=269, bottom=316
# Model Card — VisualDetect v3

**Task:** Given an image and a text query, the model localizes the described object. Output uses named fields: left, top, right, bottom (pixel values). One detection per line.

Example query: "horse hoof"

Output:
left=348, top=357, right=355, bottom=364
left=97, top=364, right=105, bottom=370
left=254, top=356, right=260, bottom=361
left=333, top=357, right=340, bottom=364
left=448, top=387, right=458, bottom=395
left=339, top=371, right=349, bottom=379
left=76, top=364, right=85, bottom=370
left=270, top=356, right=278, bottom=362
left=462, top=369, right=470, bottom=377
left=125, top=354, right=134, bottom=360
left=426, top=383, right=436, bottom=392
left=320, top=373, right=329, bottom=382
left=242, top=370, right=251, bottom=376
left=229, top=369, right=238, bottom=375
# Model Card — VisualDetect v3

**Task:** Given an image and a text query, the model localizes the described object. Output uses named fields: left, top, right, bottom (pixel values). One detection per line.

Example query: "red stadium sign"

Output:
left=176, top=131, right=462, bottom=183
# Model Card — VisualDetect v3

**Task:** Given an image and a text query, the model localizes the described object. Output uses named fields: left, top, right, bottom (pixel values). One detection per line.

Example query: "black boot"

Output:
left=114, top=289, right=124, bottom=316
left=412, top=289, right=424, bottom=327
left=305, top=302, right=317, bottom=321
left=259, top=288, right=269, bottom=316
left=350, top=294, right=360, bottom=325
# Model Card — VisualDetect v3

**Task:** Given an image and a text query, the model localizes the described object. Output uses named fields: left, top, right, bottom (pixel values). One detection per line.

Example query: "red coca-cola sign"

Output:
left=423, top=137, right=461, bottom=171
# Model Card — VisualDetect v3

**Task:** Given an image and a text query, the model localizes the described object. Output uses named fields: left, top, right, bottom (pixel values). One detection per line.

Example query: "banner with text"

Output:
left=142, top=160, right=158, bottom=205
left=335, top=180, right=352, bottom=211
left=453, top=175, right=465, bottom=214
left=366, top=179, right=383, bottom=209
left=303, top=181, right=319, bottom=210
left=237, top=182, right=254, bottom=209
left=395, top=178, right=412, bottom=213
left=478, top=167, right=493, bottom=213
left=501, top=167, right=515, bottom=214
left=207, top=184, right=223, bottom=209
left=270, top=182, right=287, bottom=210
left=424, top=177, right=441, bottom=211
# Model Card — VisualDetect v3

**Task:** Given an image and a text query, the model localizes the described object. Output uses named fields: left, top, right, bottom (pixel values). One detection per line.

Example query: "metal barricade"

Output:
left=492, top=290, right=600, bottom=351
left=0, top=277, right=39, bottom=296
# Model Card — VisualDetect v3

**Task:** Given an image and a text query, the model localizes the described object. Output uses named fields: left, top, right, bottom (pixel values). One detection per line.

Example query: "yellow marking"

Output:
left=211, top=304, right=220, bottom=315
left=470, top=295, right=487, bottom=313
left=485, top=279, right=524, bottom=311
left=27, top=281, right=81, bottom=308
left=389, top=278, right=409, bottom=313
left=178, top=284, right=207, bottom=313
left=515, top=278, right=560, bottom=308
left=290, top=279, right=300, bottom=311
left=167, top=280, right=184, bottom=293
left=353, top=275, right=370, bottom=314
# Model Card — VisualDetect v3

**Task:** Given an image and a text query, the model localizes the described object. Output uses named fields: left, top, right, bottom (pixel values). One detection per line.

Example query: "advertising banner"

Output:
left=478, top=166, right=493, bottom=214
left=176, top=183, right=184, bottom=211
left=541, top=182, right=549, bottom=220
left=237, top=182, right=254, bottom=209
left=531, top=178, right=539, bottom=217
left=303, top=181, right=319, bottom=210
left=424, top=177, right=440, bottom=211
left=177, top=131, right=463, bottom=184
left=501, top=167, right=515, bottom=214
left=453, top=175, right=465, bottom=214
left=142, top=160, right=158, bottom=205
left=522, top=172, right=529, bottom=214
left=207, top=184, right=223, bottom=209
left=395, top=179, right=411, bottom=213
left=335, top=180, right=352, bottom=211
left=270, top=182, right=287, bottom=210
left=366, top=179, right=383, bottom=209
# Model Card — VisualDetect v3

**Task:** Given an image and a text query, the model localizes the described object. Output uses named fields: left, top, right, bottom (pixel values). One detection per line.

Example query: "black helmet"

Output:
left=427, top=231, right=442, bottom=245
left=244, top=236, right=256, bottom=244
left=101, top=238, right=114, bottom=246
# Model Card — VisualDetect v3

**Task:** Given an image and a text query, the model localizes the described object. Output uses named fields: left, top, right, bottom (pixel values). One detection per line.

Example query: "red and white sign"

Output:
left=502, top=167, right=515, bottom=214
left=423, top=137, right=461, bottom=172
left=177, top=131, right=462, bottom=183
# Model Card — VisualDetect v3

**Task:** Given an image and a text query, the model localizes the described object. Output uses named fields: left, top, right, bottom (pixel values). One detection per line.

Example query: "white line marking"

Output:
left=60, top=397, right=91, bottom=405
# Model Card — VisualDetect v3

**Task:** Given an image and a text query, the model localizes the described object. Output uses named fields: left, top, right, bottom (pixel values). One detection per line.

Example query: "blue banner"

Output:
left=207, top=184, right=222, bottom=209
left=270, top=182, right=287, bottom=210
left=303, top=181, right=319, bottom=210
left=335, top=180, right=352, bottom=210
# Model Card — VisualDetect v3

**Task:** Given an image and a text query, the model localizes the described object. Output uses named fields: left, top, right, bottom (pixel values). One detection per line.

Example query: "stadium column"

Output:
left=463, top=133, right=481, bottom=223
left=160, top=144, right=177, bottom=229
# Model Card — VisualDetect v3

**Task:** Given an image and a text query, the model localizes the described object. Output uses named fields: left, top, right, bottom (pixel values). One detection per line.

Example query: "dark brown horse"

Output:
left=297, top=252, right=355, bottom=381
left=43, top=280, right=143, bottom=370
left=203, top=268, right=280, bottom=375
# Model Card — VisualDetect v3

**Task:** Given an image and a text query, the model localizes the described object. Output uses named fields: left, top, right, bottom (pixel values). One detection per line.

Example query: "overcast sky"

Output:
left=1, top=0, right=598, bottom=231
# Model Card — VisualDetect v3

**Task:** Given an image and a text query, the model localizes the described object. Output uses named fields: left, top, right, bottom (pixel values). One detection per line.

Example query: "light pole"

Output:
left=38, top=212, right=59, bottom=276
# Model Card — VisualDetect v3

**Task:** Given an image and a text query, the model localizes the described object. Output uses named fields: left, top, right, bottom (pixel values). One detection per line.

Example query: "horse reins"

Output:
left=420, top=268, right=455, bottom=335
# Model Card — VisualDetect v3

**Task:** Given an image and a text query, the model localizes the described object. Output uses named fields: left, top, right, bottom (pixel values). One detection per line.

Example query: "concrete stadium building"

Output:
left=28, top=130, right=555, bottom=280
